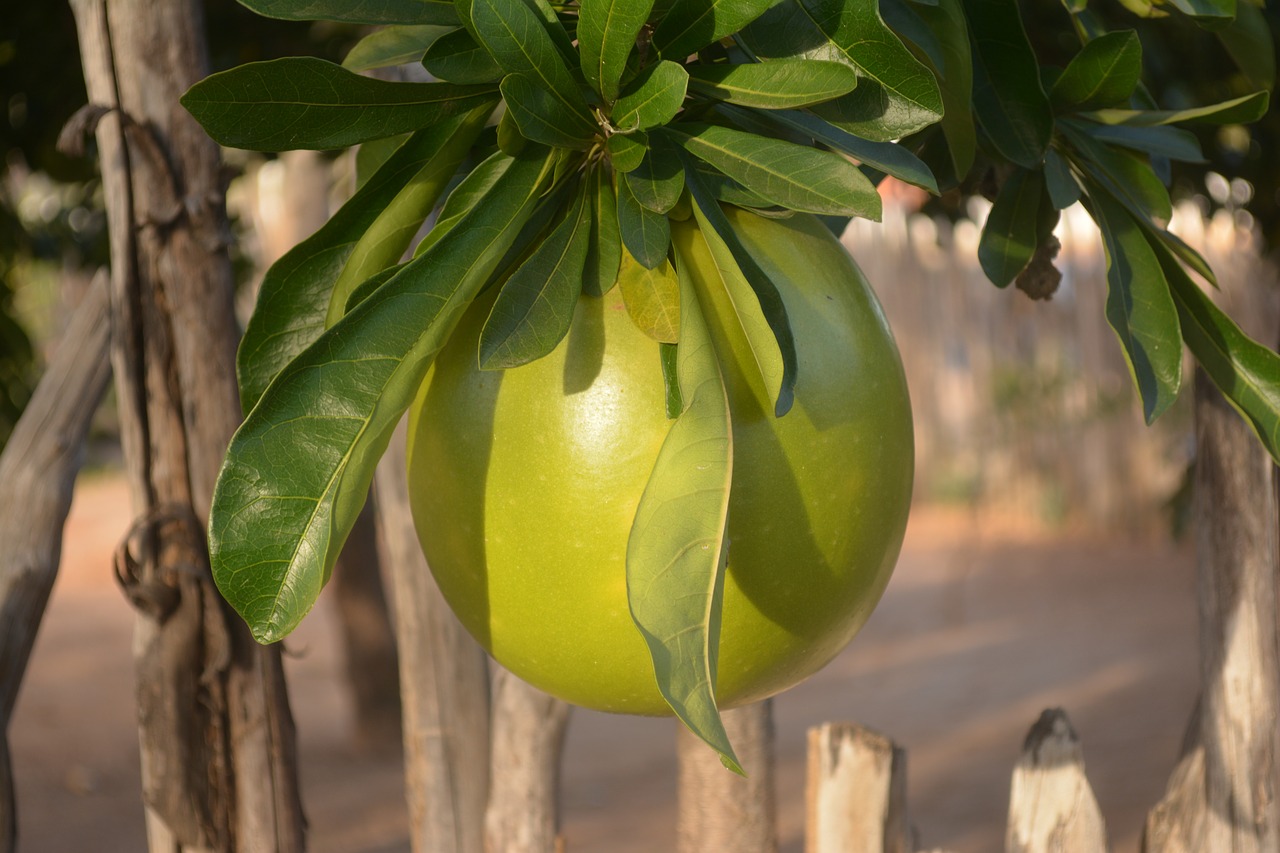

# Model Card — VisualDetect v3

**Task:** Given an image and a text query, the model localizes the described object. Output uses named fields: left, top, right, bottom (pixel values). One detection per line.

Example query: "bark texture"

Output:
left=805, top=721, right=907, bottom=853
left=67, top=0, right=305, bottom=849
left=1006, top=708, right=1106, bottom=853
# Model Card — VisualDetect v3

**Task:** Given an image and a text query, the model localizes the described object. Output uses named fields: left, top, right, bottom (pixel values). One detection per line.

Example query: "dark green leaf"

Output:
left=497, top=103, right=527, bottom=154
left=343, top=25, right=451, bottom=71
left=625, top=136, right=686, bottom=212
left=962, top=0, right=1052, bottom=167
left=742, top=0, right=944, bottom=141
left=1155, top=229, right=1218, bottom=288
left=1050, top=30, right=1142, bottom=112
left=1086, top=92, right=1270, bottom=126
left=479, top=189, right=591, bottom=368
left=1043, top=147, right=1081, bottom=209
left=578, top=0, right=657, bottom=103
left=417, top=150, right=514, bottom=256
left=1154, top=235, right=1280, bottom=462
left=237, top=110, right=488, bottom=411
left=344, top=264, right=404, bottom=314
left=1060, top=120, right=1172, bottom=224
left=181, top=57, right=498, bottom=151
left=1166, top=0, right=1235, bottom=23
left=660, top=342, right=683, bottom=417
left=668, top=123, right=882, bottom=218
left=652, top=0, right=777, bottom=61
left=423, top=26, right=504, bottom=82
left=1077, top=122, right=1206, bottom=163
left=617, top=176, right=672, bottom=268
left=608, top=132, right=648, bottom=172
left=626, top=255, right=741, bottom=775
left=501, top=73, right=597, bottom=149
left=612, top=61, right=689, bottom=131
left=1086, top=185, right=1183, bottom=424
left=618, top=249, right=681, bottom=342
left=584, top=169, right=624, bottom=295
left=686, top=60, right=859, bottom=109
left=239, top=0, right=459, bottom=24
left=210, top=148, right=557, bottom=642
left=978, top=168, right=1043, bottom=287
left=1217, top=2, right=1276, bottom=92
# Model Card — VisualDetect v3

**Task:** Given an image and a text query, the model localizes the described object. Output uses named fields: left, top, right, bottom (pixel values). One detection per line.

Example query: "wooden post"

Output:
left=485, top=669, right=572, bottom=853
left=67, top=0, right=305, bottom=849
left=1144, top=371, right=1279, bottom=853
left=0, top=275, right=111, bottom=853
left=375, top=423, right=491, bottom=853
left=679, top=700, right=778, bottom=853
left=1006, top=708, right=1107, bottom=853
left=805, top=721, right=908, bottom=853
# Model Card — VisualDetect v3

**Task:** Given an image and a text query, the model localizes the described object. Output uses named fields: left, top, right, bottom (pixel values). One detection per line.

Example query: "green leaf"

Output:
left=1078, top=122, right=1206, bottom=163
left=1155, top=228, right=1218, bottom=289
left=1154, top=236, right=1280, bottom=462
left=1043, top=147, right=1081, bottom=209
left=1166, top=0, right=1235, bottom=23
left=1060, top=120, right=1172, bottom=224
left=1084, top=91, right=1270, bottom=126
left=625, top=137, right=686, bottom=213
left=578, top=0, right=657, bottom=103
left=742, top=0, right=943, bottom=142
left=423, top=26, right=504, bottom=82
left=343, top=25, right=451, bottom=71
left=617, top=176, right=672, bottom=268
left=881, top=0, right=975, bottom=176
left=660, top=342, right=683, bottom=417
left=501, top=73, right=597, bottom=149
left=619, top=249, right=681, bottom=342
left=416, top=149, right=514, bottom=256
left=237, top=111, right=488, bottom=412
left=626, top=254, right=741, bottom=775
left=344, top=264, right=404, bottom=314
left=608, top=132, right=648, bottom=172
left=652, top=0, right=777, bottom=61
left=210, top=147, right=557, bottom=642
left=612, top=61, right=690, bottom=131
left=668, top=123, right=882, bottom=218
left=962, top=0, right=1053, bottom=167
left=584, top=169, right=624, bottom=295
left=686, top=60, right=859, bottom=109
left=471, top=0, right=596, bottom=132
left=1050, top=30, right=1142, bottom=112
left=479, top=189, right=592, bottom=368
left=181, top=57, right=498, bottom=151
left=979, top=168, right=1043, bottom=287
left=1086, top=185, right=1183, bottom=424
left=239, top=0, right=459, bottom=24
left=754, top=108, right=938, bottom=192
left=1217, top=2, right=1276, bottom=92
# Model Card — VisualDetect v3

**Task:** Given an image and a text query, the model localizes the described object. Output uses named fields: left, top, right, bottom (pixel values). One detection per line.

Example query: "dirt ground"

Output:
left=10, top=474, right=1198, bottom=853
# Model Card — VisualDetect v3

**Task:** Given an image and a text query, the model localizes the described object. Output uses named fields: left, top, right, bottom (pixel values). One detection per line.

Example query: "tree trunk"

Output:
left=0, top=274, right=112, bottom=853
left=1006, top=709, right=1106, bottom=853
left=67, top=1, right=306, bottom=849
left=679, top=700, right=778, bottom=853
left=375, top=423, right=491, bottom=853
left=1144, top=371, right=1280, bottom=853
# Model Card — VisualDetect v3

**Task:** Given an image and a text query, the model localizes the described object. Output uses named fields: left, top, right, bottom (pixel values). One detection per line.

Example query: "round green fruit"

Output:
left=407, top=206, right=913, bottom=715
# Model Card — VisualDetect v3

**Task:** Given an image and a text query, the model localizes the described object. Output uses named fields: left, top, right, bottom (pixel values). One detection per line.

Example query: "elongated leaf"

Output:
left=1060, top=120, right=1172, bottom=224
left=669, top=123, right=882, bottom=218
left=1043, top=147, right=1081, bottom=209
left=237, top=111, right=488, bottom=411
left=962, top=0, right=1052, bottom=167
left=1166, top=0, right=1235, bottom=22
left=423, top=26, right=504, bottom=82
left=501, top=73, right=597, bottom=149
left=1154, top=236, right=1280, bottom=462
left=660, top=342, right=683, bottom=417
left=617, top=176, right=672, bottom=268
left=1078, top=122, right=1206, bottom=163
left=742, top=0, right=943, bottom=141
left=416, top=150, right=514, bottom=257
left=979, top=168, right=1043, bottom=287
left=627, top=254, right=740, bottom=775
left=212, top=149, right=555, bottom=643
left=753, top=108, right=937, bottom=192
left=686, top=60, right=858, bottom=109
left=182, top=57, right=497, bottom=151
left=1217, top=2, right=1276, bottom=92
left=584, top=169, right=624, bottom=295
left=479, top=189, right=592, bottom=368
left=1050, top=30, right=1142, bottom=112
left=240, top=0, right=459, bottom=24
left=579, top=0, right=657, bottom=103
left=619, top=250, right=681, bottom=342
left=1086, top=185, right=1183, bottom=423
left=1086, top=91, right=1271, bottom=127
left=471, top=0, right=596, bottom=133
left=881, top=0, right=975, bottom=176
left=343, top=25, right=451, bottom=71
left=608, top=132, right=648, bottom=172
left=652, top=0, right=777, bottom=61
left=625, top=136, right=686, bottom=212
left=612, top=61, right=689, bottom=131
left=1155, top=229, right=1218, bottom=288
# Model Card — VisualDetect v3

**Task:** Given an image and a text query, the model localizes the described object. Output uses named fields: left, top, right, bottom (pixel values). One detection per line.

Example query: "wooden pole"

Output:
left=67, top=0, right=306, bottom=848
left=1005, top=708, right=1106, bottom=853
left=0, top=275, right=111, bottom=853
left=805, top=720, right=907, bottom=853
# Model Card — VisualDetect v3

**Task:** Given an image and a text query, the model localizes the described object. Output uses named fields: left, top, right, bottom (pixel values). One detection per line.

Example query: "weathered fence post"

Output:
left=805, top=721, right=908, bottom=853
left=1144, top=371, right=1280, bottom=853
left=1006, top=708, right=1107, bottom=853
left=678, top=700, right=778, bottom=853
